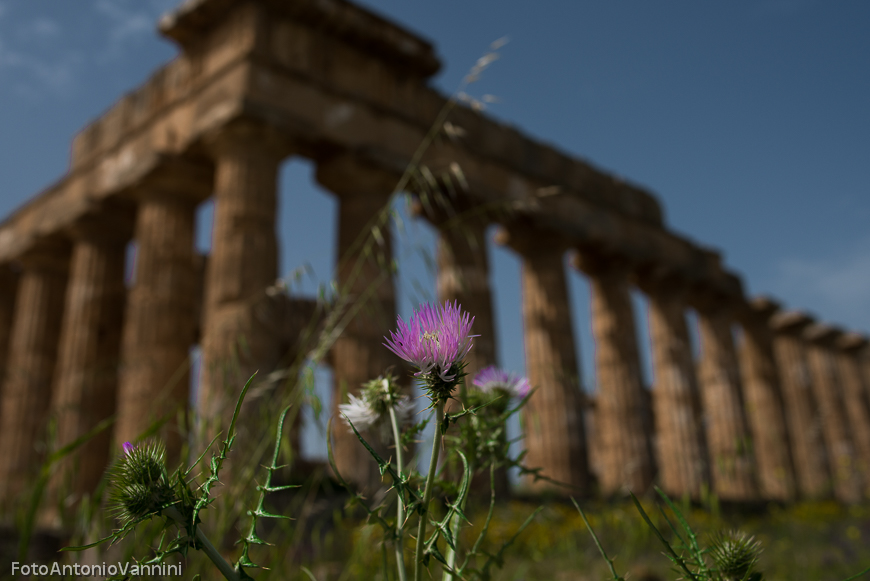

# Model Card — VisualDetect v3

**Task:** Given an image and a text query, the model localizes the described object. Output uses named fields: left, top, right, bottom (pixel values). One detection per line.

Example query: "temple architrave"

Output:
left=1, top=0, right=869, bottom=526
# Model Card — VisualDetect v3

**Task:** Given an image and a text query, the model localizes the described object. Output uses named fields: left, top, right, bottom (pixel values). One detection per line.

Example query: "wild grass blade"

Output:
left=571, top=498, right=622, bottom=581
left=630, top=492, right=699, bottom=581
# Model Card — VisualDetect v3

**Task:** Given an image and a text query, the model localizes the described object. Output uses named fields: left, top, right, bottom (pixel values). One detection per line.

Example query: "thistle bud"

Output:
left=710, top=530, right=763, bottom=581
left=109, top=440, right=175, bottom=525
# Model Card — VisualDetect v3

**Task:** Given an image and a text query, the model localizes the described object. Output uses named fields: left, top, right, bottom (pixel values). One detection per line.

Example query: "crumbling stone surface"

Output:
left=695, top=299, right=757, bottom=501
left=803, top=325, right=862, bottom=503
left=641, top=276, right=708, bottom=499
left=737, top=297, right=796, bottom=501
left=45, top=212, right=131, bottom=525
left=771, top=312, right=832, bottom=499
left=499, top=227, right=590, bottom=495
left=0, top=242, right=70, bottom=508
left=835, top=333, right=870, bottom=496
left=575, top=251, right=654, bottom=497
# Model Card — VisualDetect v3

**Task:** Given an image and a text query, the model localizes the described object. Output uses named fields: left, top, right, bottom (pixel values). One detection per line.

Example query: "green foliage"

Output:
left=236, top=404, right=301, bottom=574
left=568, top=486, right=870, bottom=581
left=59, top=372, right=299, bottom=581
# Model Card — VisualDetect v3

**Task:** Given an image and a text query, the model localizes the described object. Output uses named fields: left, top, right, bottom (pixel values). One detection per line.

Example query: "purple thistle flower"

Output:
left=473, top=365, right=531, bottom=399
left=384, top=301, right=476, bottom=392
left=122, top=441, right=135, bottom=455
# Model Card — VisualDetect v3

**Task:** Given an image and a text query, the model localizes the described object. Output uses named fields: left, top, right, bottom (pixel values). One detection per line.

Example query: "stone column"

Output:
left=737, top=297, right=796, bottom=501
left=413, top=197, right=504, bottom=492
left=492, top=228, right=589, bottom=495
left=0, top=240, right=70, bottom=507
left=836, top=333, right=870, bottom=497
left=519, top=241, right=591, bottom=490
left=572, top=250, right=652, bottom=496
left=771, top=311, right=830, bottom=498
left=694, top=296, right=757, bottom=500
left=46, top=210, right=132, bottom=524
left=0, top=268, right=18, bottom=392
left=317, top=154, right=402, bottom=492
left=434, top=211, right=497, bottom=383
left=639, top=274, right=708, bottom=499
left=804, top=325, right=862, bottom=503
left=199, top=122, right=288, bottom=439
left=116, top=161, right=211, bottom=459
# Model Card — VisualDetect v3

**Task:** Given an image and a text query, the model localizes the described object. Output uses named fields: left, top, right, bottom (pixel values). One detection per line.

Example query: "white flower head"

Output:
left=339, top=374, right=415, bottom=444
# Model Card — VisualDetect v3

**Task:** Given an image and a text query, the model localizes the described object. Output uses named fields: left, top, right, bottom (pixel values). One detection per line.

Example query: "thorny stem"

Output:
left=163, top=505, right=239, bottom=581
left=389, top=403, right=409, bottom=581
left=443, top=426, right=477, bottom=581
left=415, top=401, right=445, bottom=581
left=441, top=484, right=468, bottom=581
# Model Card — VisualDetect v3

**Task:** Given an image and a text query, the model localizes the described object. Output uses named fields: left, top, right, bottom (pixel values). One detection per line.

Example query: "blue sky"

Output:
left=1, top=1, right=869, bottom=457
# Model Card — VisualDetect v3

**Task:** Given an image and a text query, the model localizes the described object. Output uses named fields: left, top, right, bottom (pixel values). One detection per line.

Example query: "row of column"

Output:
left=541, top=239, right=868, bottom=501
left=2, top=121, right=869, bottom=519
left=0, top=121, right=407, bottom=522
left=424, top=214, right=870, bottom=503
left=0, top=160, right=212, bottom=521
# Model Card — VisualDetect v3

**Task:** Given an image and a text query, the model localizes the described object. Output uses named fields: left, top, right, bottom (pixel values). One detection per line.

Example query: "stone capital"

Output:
left=492, top=221, right=571, bottom=256
left=689, top=279, right=744, bottom=315
left=205, top=119, right=293, bottom=162
left=63, top=203, right=136, bottom=245
left=771, top=310, right=815, bottom=335
left=316, top=153, right=401, bottom=200
left=126, top=155, right=215, bottom=205
left=15, top=237, right=72, bottom=274
left=747, top=295, right=781, bottom=318
left=0, top=265, right=18, bottom=289
left=837, top=332, right=868, bottom=353
left=408, top=193, right=492, bottom=231
left=568, top=246, right=634, bottom=278
left=736, top=295, right=782, bottom=327
left=803, top=323, right=842, bottom=347
left=634, top=264, right=690, bottom=298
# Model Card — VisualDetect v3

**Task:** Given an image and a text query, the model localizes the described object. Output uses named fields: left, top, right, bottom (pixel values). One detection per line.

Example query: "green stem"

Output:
left=163, top=506, right=239, bottom=581
left=441, top=486, right=468, bottom=580
left=389, top=404, right=408, bottom=581
left=415, top=401, right=445, bottom=581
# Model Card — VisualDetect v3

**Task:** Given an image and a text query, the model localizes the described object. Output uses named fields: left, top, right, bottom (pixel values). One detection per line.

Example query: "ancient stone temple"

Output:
left=1, top=0, right=869, bottom=528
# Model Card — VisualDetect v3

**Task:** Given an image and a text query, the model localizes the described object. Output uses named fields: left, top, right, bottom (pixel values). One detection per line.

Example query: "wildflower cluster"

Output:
left=70, top=298, right=853, bottom=581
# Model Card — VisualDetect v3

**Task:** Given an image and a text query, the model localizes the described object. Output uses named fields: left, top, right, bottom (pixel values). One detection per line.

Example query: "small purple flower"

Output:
left=384, top=301, right=476, bottom=392
left=473, top=366, right=531, bottom=399
left=122, top=441, right=135, bottom=455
